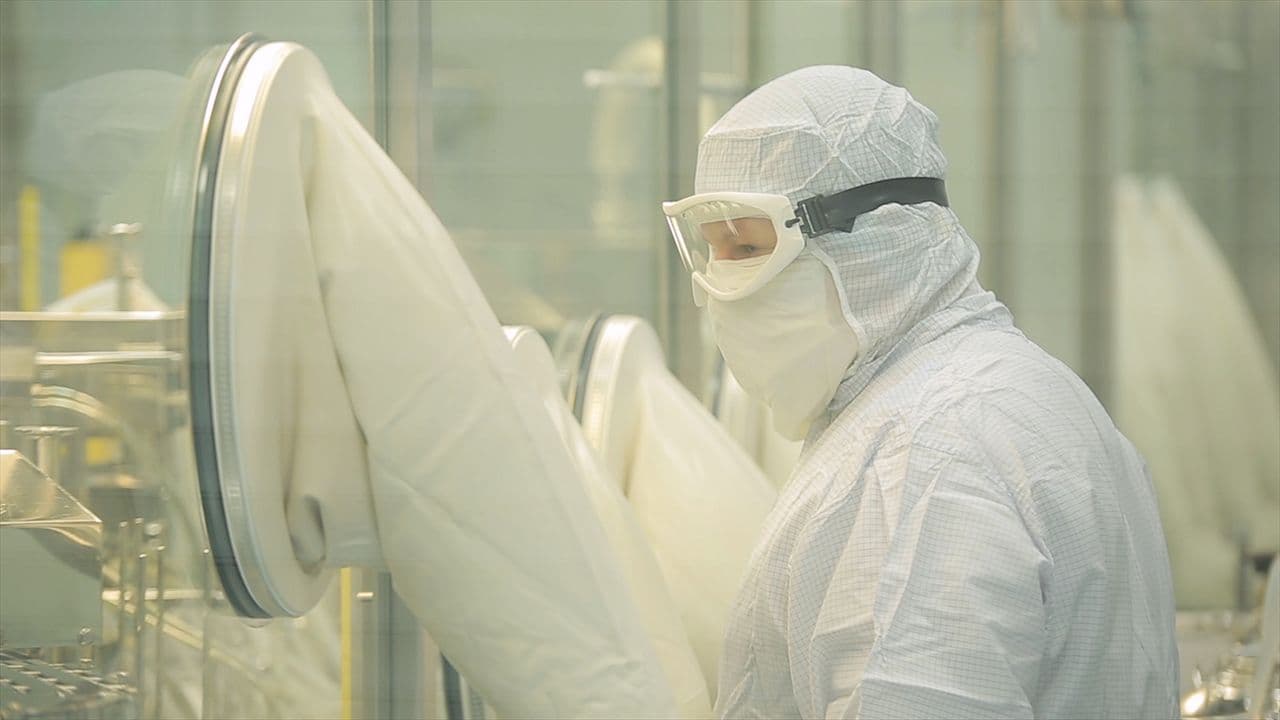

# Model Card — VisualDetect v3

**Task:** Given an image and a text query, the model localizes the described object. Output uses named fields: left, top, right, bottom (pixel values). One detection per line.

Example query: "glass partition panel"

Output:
left=697, top=0, right=749, bottom=132
left=746, top=0, right=863, bottom=85
left=428, top=0, right=668, bottom=333
left=0, top=0, right=375, bottom=311
left=1109, top=0, right=1279, bottom=614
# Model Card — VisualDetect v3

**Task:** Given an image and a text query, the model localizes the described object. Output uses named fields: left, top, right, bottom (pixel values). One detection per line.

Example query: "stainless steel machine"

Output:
left=0, top=308, right=193, bottom=720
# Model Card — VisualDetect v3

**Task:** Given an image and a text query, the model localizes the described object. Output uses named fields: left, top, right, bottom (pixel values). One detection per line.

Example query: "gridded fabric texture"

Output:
left=701, top=67, right=1179, bottom=719
left=695, top=66, right=975, bottom=405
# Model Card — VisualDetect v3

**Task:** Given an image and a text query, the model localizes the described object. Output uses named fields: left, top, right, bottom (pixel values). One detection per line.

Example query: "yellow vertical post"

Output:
left=19, top=185, right=40, bottom=310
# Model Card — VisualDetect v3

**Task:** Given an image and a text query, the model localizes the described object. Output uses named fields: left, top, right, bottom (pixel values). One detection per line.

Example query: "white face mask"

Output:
left=706, top=252, right=860, bottom=441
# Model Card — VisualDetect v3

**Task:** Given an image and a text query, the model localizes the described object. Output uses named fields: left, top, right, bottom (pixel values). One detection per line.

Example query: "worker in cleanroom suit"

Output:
left=661, top=66, right=1178, bottom=719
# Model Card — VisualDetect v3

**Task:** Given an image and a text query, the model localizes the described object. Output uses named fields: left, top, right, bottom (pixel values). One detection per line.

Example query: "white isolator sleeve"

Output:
left=1150, top=179, right=1280, bottom=556
left=578, top=317, right=776, bottom=697
left=1113, top=176, right=1280, bottom=608
left=232, top=44, right=678, bottom=718
left=311, top=75, right=676, bottom=720
left=629, top=364, right=777, bottom=695
left=505, top=327, right=713, bottom=718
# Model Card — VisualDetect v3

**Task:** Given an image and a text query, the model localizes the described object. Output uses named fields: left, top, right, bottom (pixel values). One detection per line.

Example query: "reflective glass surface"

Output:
left=0, top=4, right=372, bottom=717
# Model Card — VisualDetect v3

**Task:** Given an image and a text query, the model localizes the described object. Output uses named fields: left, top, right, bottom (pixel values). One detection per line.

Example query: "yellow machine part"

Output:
left=84, top=436, right=123, bottom=466
left=60, top=238, right=112, bottom=298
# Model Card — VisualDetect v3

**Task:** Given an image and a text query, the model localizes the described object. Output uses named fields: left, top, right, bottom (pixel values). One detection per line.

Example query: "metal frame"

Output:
left=347, top=570, right=428, bottom=720
left=1079, top=2, right=1113, bottom=408
left=981, top=0, right=1013, bottom=302
left=384, top=0, right=435, bottom=195
left=348, top=3, right=434, bottom=718
left=861, top=0, right=903, bottom=85
left=0, top=0, right=20, bottom=311
left=661, top=0, right=704, bottom=391
left=187, top=32, right=272, bottom=620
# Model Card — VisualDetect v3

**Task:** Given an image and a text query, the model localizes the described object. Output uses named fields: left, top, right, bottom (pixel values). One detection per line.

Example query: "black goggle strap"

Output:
left=786, top=177, right=949, bottom=238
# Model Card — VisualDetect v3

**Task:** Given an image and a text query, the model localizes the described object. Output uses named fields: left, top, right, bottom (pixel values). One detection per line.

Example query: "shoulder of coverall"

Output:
left=802, top=325, right=1056, bottom=511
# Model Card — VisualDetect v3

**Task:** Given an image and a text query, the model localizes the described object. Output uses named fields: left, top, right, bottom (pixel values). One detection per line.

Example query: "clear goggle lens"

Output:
left=663, top=193, right=804, bottom=304
left=667, top=199, right=780, bottom=278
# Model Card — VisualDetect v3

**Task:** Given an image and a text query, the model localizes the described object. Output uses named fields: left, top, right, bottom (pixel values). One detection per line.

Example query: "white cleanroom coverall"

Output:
left=698, top=66, right=1179, bottom=720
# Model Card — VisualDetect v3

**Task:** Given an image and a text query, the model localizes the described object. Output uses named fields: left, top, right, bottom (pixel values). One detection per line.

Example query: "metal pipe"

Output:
left=368, top=0, right=390, bottom=146
left=662, top=0, right=703, bottom=391
left=201, top=548, right=213, bottom=713
left=369, top=7, right=433, bottom=717
left=135, top=549, right=148, bottom=717
left=384, top=0, right=434, bottom=197
left=982, top=0, right=1013, bottom=299
left=33, top=432, right=58, bottom=477
left=116, top=521, right=131, bottom=674
left=1233, top=0, right=1257, bottom=295
left=132, top=519, right=145, bottom=702
left=882, top=0, right=903, bottom=84
left=859, top=0, right=875, bottom=71
left=151, top=533, right=165, bottom=720
left=862, top=0, right=903, bottom=83
left=107, top=223, right=141, bottom=312
left=1079, top=1, right=1114, bottom=407
left=0, top=0, right=24, bottom=312
left=13, top=424, right=76, bottom=482
left=736, top=0, right=756, bottom=90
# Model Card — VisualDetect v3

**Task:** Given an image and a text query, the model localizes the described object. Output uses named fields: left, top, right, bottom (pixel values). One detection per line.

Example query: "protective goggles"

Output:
left=662, top=177, right=948, bottom=305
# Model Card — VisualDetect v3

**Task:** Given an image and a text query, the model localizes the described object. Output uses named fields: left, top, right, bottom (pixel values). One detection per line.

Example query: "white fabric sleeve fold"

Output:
left=848, top=463, right=1048, bottom=720
left=275, top=49, right=679, bottom=718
